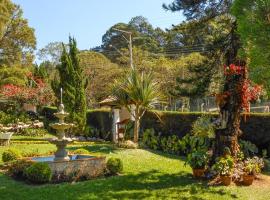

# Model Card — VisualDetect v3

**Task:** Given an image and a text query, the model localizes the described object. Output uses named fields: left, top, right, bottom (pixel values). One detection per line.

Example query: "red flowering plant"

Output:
left=0, top=76, right=55, bottom=106
left=224, top=64, right=245, bottom=76
left=221, top=64, right=262, bottom=112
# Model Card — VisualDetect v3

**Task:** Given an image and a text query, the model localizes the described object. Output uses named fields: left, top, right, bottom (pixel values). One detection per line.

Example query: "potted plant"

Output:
left=186, top=150, right=208, bottom=178
left=213, top=155, right=234, bottom=186
left=243, top=157, right=264, bottom=186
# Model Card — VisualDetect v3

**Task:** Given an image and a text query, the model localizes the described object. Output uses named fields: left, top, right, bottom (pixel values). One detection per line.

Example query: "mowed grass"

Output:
left=0, top=141, right=270, bottom=200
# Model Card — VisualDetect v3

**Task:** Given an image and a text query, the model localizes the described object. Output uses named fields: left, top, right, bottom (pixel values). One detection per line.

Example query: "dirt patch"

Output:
left=251, top=174, right=270, bottom=188
left=208, top=174, right=270, bottom=187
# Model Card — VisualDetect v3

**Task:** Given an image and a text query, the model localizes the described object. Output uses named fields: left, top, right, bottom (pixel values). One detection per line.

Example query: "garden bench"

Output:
left=0, top=132, right=14, bottom=146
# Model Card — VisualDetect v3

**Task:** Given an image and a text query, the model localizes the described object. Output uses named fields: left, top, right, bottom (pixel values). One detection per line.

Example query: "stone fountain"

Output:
left=49, top=97, right=74, bottom=161
left=28, top=88, right=106, bottom=181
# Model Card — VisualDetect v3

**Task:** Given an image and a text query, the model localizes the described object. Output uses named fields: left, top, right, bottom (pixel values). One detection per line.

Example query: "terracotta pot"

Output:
left=220, top=175, right=232, bottom=186
left=192, top=168, right=205, bottom=178
left=242, top=174, right=254, bottom=186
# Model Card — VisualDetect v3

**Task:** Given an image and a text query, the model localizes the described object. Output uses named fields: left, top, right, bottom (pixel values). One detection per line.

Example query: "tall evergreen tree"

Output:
left=52, top=36, right=87, bottom=134
left=164, top=0, right=246, bottom=160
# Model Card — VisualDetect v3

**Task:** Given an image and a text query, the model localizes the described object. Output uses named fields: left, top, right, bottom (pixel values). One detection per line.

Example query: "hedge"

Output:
left=141, top=111, right=270, bottom=154
left=41, top=106, right=112, bottom=138
left=40, top=107, right=270, bottom=153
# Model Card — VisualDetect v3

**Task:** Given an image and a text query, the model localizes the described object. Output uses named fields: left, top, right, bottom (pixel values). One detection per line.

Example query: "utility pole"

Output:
left=112, top=28, right=134, bottom=69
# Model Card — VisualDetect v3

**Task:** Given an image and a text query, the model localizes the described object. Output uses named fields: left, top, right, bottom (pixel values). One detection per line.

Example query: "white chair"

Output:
left=0, top=132, right=14, bottom=146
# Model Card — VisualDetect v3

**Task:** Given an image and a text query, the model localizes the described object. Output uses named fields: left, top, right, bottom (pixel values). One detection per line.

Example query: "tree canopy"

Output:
left=0, top=0, right=36, bottom=67
left=232, top=0, right=270, bottom=94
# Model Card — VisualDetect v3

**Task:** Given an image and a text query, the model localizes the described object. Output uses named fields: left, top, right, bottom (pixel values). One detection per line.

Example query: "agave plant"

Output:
left=112, top=69, right=163, bottom=143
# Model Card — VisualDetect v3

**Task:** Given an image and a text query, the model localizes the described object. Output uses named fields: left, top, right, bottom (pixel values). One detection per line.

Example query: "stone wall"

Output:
left=47, top=156, right=106, bottom=180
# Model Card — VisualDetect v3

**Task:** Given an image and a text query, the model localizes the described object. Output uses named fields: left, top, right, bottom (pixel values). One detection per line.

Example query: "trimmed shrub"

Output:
left=73, top=148, right=90, bottom=154
left=86, top=109, right=112, bottom=140
left=106, top=158, right=123, bottom=175
left=24, top=162, right=52, bottom=184
left=8, top=159, right=33, bottom=179
left=2, top=149, right=22, bottom=162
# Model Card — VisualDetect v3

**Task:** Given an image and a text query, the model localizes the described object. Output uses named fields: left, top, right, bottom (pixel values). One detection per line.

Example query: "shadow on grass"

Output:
left=67, top=143, right=118, bottom=155
left=144, top=148, right=187, bottom=161
left=0, top=170, right=237, bottom=200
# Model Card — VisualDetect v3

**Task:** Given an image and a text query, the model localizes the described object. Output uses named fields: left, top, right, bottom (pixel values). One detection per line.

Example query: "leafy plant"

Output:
left=160, top=137, right=169, bottom=153
left=106, top=158, right=123, bottom=175
left=185, top=150, right=208, bottom=169
left=191, top=115, right=215, bottom=138
left=142, top=129, right=159, bottom=150
left=213, top=155, right=234, bottom=176
left=180, top=134, right=210, bottom=154
left=2, top=149, right=22, bottom=162
left=243, top=157, right=264, bottom=175
left=24, top=162, right=52, bottom=184
left=239, top=140, right=258, bottom=158
left=8, top=159, right=33, bottom=179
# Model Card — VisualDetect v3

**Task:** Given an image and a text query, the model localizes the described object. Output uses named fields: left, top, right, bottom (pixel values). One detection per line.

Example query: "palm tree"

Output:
left=112, top=69, right=162, bottom=143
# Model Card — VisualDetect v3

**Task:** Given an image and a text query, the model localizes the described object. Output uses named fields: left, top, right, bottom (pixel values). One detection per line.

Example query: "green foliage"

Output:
left=0, top=111, right=15, bottom=124
left=172, top=53, right=215, bottom=97
left=24, top=162, right=52, bottom=184
left=2, top=149, right=21, bottom=162
left=112, top=69, right=163, bottom=142
left=180, top=134, right=210, bottom=154
left=73, top=148, right=90, bottom=155
left=163, top=0, right=232, bottom=20
left=142, top=129, right=184, bottom=155
left=78, top=51, right=124, bottom=107
left=142, top=129, right=159, bottom=150
left=191, top=115, right=215, bottom=138
left=0, top=1, right=36, bottom=67
left=239, top=140, right=258, bottom=158
left=52, top=37, right=87, bottom=134
left=213, top=156, right=234, bottom=176
left=17, top=128, right=49, bottom=137
left=232, top=0, right=270, bottom=95
left=0, top=66, right=29, bottom=87
left=186, top=150, right=208, bottom=169
left=8, top=159, right=33, bottom=179
left=0, top=111, right=31, bottom=125
left=101, top=16, right=165, bottom=63
left=106, top=157, right=123, bottom=175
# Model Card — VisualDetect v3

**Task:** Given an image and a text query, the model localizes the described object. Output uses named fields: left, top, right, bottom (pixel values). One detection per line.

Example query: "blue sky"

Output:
left=13, top=0, right=184, bottom=51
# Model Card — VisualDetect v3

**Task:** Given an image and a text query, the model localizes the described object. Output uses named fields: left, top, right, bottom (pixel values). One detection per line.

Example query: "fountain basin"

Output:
left=28, top=155, right=106, bottom=180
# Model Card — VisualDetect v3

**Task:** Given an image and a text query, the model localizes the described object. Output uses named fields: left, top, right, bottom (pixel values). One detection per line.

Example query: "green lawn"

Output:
left=0, top=140, right=270, bottom=200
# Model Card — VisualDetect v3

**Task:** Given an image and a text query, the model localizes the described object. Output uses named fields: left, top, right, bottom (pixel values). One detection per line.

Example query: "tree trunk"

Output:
left=213, top=21, right=244, bottom=160
left=214, top=69, right=245, bottom=158
left=133, top=106, right=140, bottom=143
left=133, top=117, right=140, bottom=143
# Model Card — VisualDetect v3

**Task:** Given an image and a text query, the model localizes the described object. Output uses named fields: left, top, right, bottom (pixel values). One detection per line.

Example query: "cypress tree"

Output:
left=52, top=36, right=87, bottom=134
